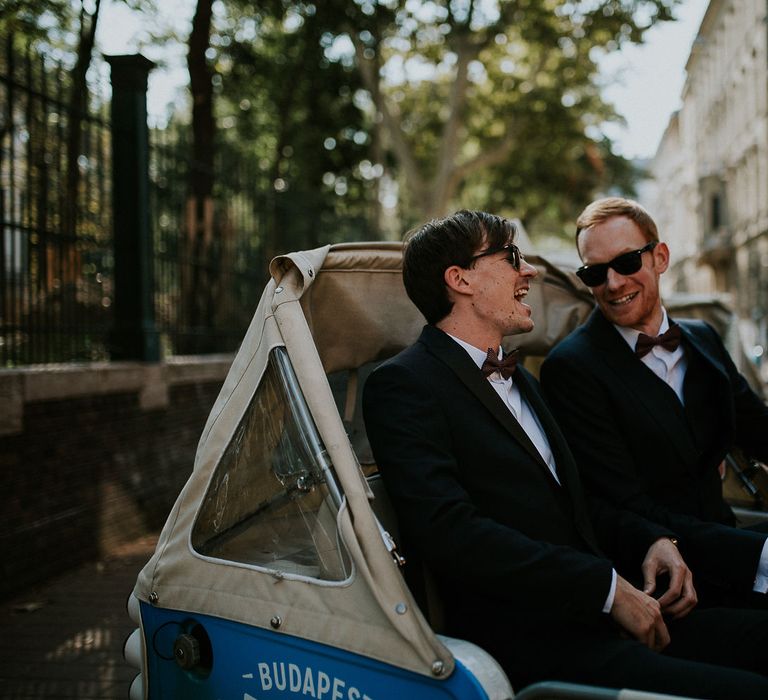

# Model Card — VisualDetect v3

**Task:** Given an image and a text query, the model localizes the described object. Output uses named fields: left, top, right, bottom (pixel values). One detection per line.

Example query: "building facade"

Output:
left=645, top=0, right=768, bottom=371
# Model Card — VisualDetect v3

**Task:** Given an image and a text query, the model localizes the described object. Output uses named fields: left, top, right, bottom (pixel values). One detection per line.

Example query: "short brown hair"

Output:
left=403, top=210, right=516, bottom=325
left=576, top=197, right=659, bottom=250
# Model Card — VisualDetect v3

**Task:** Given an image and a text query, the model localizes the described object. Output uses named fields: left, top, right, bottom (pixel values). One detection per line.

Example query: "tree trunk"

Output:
left=353, top=23, right=516, bottom=223
left=188, top=0, right=215, bottom=205
left=64, top=0, right=100, bottom=283
left=184, top=0, right=216, bottom=351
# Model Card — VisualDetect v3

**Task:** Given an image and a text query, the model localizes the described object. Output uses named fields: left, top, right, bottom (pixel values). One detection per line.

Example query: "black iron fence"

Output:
left=0, top=35, right=113, bottom=366
left=150, top=128, right=269, bottom=356
left=1, top=32, right=376, bottom=367
left=0, top=35, right=300, bottom=366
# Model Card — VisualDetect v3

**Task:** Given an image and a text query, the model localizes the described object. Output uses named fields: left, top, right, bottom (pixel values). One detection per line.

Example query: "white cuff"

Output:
left=753, top=538, right=768, bottom=594
left=603, top=568, right=618, bottom=613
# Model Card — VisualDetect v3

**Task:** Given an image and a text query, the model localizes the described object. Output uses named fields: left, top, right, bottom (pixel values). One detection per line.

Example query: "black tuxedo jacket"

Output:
left=541, top=308, right=768, bottom=591
left=362, top=325, right=671, bottom=659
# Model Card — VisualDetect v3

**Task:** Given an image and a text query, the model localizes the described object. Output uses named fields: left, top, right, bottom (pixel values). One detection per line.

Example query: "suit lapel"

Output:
left=514, top=369, right=578, bottom=485
left=418, top=326, right=602, bottom=553
left=419, top=325, right=554, bottom=477
left=584, top=310, right=698, bottom=464
left=515, top=369, right=602, bottom=552
left=678, top=320, right=733, bottom=445
left=677, top=321, right=729, bottom=384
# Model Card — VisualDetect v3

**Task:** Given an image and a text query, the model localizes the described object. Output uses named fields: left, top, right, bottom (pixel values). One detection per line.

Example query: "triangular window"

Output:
left=192, top=348, right=351, bottom=582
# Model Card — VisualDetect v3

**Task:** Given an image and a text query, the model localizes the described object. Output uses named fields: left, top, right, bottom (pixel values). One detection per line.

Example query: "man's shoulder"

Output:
left=365, top=338, right=438, bottom=391
left=376, top=337, right=432, bottom=372
left=362, top=338, right=451, bottom=424
left=540, top=314, right=609, bottom=390
left=544, top=321, right=595, bottom=364
left=374, top=324, right=461, bottom=373
left=676, top=317, right=718, bottom=340
left=674, top=317, right=733, bottom=363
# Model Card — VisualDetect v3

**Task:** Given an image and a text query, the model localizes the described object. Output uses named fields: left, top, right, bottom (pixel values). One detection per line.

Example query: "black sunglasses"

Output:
left=575, top=241, right=658, bottom=287
left=469, top=243, right=522, bottom=270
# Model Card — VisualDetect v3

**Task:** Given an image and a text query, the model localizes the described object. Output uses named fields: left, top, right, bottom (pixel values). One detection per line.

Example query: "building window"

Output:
left=711, top=193, right=722, bottom=230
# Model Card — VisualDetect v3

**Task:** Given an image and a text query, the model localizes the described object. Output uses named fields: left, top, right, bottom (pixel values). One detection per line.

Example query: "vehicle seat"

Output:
left=327, top=363, right=447, bottom=631
left=367, top=472, right=446, bottom=633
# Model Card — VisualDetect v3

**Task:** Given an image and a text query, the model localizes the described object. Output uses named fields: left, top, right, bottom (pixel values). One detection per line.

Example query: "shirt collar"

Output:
left=614, top=307, right=670, bottom=350
left=446, top=333, right=499, bottom=369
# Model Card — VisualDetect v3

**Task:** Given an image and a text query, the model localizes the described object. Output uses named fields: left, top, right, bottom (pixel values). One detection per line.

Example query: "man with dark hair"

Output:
left=363, top=209, right=768, bottom=698
left=541, top=197, right=768, bottom=608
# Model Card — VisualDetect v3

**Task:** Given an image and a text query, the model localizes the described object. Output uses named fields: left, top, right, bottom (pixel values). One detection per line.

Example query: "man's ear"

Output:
left=653, top=242, right=670, bottom=274
left=444, top=264, right=473, bottom=297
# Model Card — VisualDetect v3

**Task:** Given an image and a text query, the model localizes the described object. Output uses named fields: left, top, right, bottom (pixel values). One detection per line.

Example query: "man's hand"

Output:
left=610, top=575, right=670, bottom=651
left=642, top=537, right=697, bottom=619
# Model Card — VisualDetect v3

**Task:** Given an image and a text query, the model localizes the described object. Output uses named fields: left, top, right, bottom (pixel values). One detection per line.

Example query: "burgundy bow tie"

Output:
left=635, top=323, right=682, bottom=358
left=481, top=347, right=519, bottom=379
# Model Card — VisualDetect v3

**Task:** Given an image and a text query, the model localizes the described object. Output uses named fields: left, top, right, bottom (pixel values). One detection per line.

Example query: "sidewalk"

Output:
left=0, top=536, right=157, bottom=700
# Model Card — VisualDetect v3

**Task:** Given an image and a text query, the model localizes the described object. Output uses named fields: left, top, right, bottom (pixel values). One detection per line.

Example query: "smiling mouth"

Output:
left=514, top=287, right=529, bottom=301
left=607, top=292, right=637, bottom=306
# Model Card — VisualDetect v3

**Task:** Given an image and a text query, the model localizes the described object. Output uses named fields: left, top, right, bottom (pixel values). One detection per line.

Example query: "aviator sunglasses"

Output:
left=468, top=242, right=522, bottom=270
left=575, top=241, right=658, bottom=287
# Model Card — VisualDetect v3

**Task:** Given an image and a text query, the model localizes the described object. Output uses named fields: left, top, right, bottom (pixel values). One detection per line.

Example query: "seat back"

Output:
left=367, top=473, right=446, bottom=632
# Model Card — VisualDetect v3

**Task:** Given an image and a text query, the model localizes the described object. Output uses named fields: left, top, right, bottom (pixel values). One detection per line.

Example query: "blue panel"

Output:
left=140, top=603, right=490, bottom=700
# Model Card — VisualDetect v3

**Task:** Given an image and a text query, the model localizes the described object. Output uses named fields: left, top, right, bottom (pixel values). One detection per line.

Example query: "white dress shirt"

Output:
left=614, top=309, right=687, bottom=403
left=447, top=334, right=617, bottom=612
left=614, top=308, right=768, bottom=594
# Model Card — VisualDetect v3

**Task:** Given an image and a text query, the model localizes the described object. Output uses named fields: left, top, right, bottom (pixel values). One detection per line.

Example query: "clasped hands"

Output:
left=610, top=537, right=698, bottom=652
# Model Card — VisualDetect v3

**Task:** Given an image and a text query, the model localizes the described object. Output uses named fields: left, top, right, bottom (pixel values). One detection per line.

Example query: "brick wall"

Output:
left=0, top=357, right=231, bottom=600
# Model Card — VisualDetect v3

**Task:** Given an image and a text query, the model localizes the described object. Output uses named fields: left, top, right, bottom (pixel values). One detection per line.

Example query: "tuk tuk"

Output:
left=123, top=241, right=766, bottom=699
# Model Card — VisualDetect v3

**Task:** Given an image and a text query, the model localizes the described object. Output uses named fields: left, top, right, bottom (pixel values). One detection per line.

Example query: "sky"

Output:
left=597, top=0, right=709, bottom=159
left=96, top=0, right=710, bottom=161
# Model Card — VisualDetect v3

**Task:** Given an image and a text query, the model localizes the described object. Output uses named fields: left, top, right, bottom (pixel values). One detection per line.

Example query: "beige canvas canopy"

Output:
left=133, top=239, right=759, bottom=682
left=133, top=240, right=598, bottom=679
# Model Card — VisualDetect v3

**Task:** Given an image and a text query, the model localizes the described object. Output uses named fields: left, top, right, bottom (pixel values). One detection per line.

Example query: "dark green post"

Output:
left=106, top=54, right=159, bottom=361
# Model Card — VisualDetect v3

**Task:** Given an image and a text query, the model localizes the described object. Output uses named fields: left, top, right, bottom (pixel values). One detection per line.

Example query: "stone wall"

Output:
left=0, top=356, right=232, bottom=599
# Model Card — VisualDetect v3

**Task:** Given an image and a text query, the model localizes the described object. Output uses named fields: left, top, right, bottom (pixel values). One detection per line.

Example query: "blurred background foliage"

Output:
left=2, top=0, right=678, bottom=245
left=0, top=0, right=680, bottom=363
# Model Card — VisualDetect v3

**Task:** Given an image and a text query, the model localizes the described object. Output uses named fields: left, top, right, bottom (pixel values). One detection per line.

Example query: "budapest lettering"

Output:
left=255, top=661, right=373, bottom=700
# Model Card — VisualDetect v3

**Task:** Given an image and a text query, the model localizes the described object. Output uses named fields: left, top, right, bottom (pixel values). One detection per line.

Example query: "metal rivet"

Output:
left=270, top=615, right=282, bottom=629
left=395, top=602, right=407, bottom=614
left=431, top=660, right=445, bottom=676
left=275, top=286, right=283, bottom=293
left=149, top=591, right=159, bottom=605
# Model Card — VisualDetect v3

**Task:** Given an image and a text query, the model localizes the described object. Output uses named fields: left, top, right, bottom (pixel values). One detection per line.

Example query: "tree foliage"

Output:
left=0, top=1, right=73, bottom=42
left=5, top=0, right=681, bottom=246
left=195, top=0, right=678, bottom=243
left=206, top=0, right=378, bottom=250
left=333, top=0, right=677, bottom=235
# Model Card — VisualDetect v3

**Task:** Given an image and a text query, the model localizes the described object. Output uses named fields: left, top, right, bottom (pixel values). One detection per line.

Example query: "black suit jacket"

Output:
left=362, top=325, right=671, bottom=659
left=541, top=308, right=768, bottom=591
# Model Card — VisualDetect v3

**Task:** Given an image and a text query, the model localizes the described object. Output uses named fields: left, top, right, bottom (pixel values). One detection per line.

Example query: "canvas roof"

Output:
left=136, top=243, right=453, bottom=677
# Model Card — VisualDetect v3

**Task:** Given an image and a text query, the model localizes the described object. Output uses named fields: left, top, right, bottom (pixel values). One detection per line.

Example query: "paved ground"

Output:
left=0, top=536, right=157, bottom=700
